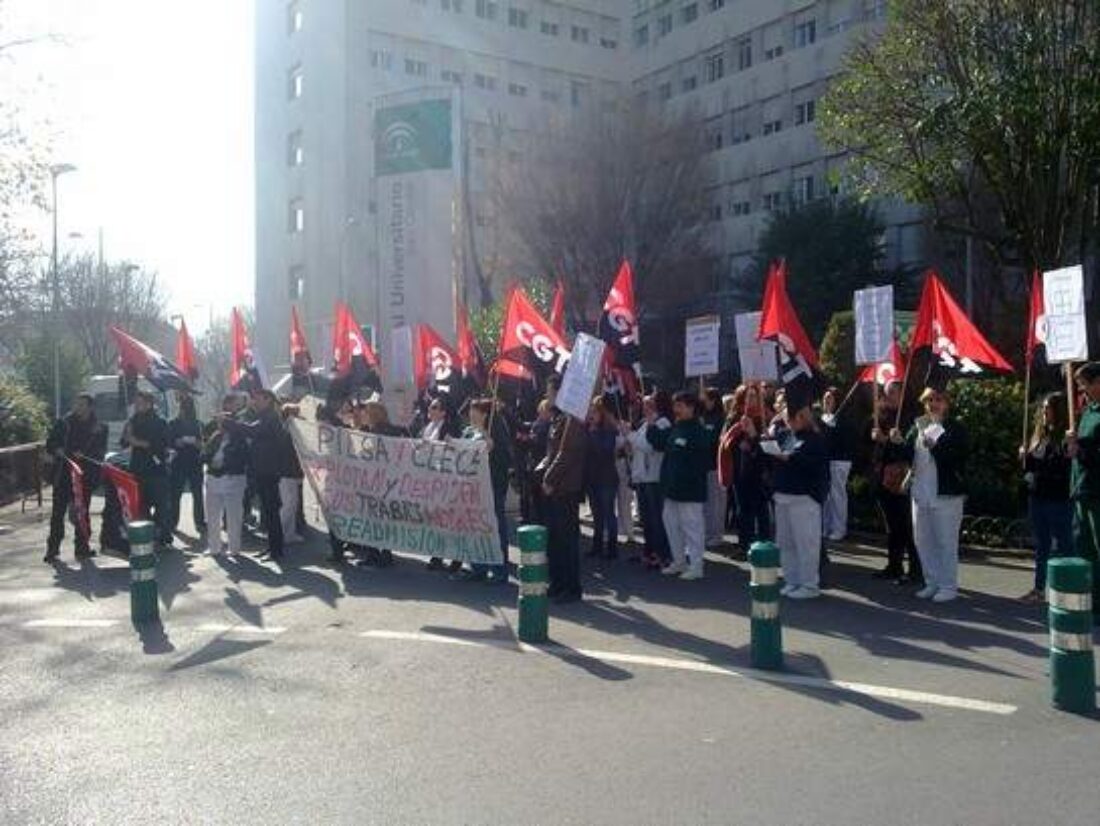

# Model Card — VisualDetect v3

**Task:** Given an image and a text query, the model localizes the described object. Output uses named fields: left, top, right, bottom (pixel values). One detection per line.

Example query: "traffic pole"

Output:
left=749, top=541, right=783, bottom=670
left=1047, top=557, right=1095, bottom=714
left=517, top=525, right=549, bottom=643
left=128, top=520, right=159, bottom=624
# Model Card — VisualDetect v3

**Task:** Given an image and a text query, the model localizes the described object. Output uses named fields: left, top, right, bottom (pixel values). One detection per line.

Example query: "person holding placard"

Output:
left=626, top=392, right=673, bottom=569
left=890, top=387, right=969, bottom=603
left=699, top=387, right=727, bottom=548
left=1066, top=363, right=1100, bottom=622
left=870, top=381, right=922, bottom=585
left=820, top=387, right=856, bottom=542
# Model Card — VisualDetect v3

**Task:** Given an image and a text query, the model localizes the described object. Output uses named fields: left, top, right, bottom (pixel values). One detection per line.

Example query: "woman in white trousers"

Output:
left=202, top=395, right=250, bottom=556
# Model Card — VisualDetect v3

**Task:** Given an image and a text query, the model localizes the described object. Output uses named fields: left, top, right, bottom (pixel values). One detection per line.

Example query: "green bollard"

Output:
left=1047, top=558, right=1095, bottom=714
left=749, top=541, right=783, bottom=670
left=128, top=521, right=159, bottom=624
left=517, top=525, right=549, bottom=643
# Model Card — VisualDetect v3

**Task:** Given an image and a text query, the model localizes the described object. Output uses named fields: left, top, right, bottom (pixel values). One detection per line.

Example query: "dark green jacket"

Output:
left=647, top=418, right=709, bottom=502
left=1072, top=401, right=1100, bottom=502
left=900, top=417, right=969, bottom=498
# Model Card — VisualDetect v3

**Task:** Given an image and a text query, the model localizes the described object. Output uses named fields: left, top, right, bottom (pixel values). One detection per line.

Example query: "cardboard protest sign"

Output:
left=854, top=285, right=894, bottom=366
left=685, top=315, right=721, bottom=378
left=1042, top=265, right=1088, bottom=363
left=556, top=333, right=606, bottom=421
left=734, top=312, right=778, bottom=381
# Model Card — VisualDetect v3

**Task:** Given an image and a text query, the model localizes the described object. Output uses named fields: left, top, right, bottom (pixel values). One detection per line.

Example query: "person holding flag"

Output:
left=124, top=390, right=173, bottom=547
left=168, top=393, right=205, bottom=535
left=1066, top=363, right=1100, bottom=624
left=44, top=393, right=107, bottom=563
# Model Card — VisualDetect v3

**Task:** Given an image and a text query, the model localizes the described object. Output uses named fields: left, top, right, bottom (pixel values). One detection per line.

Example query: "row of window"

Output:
left=708, top=176, right=819, bottom=222
left=411, top=0, right=618, bottom=49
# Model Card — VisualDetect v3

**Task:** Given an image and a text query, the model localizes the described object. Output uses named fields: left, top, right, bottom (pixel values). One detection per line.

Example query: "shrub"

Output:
left=0, top=375, right=50, bottom=447
left=948, top=377, right=1026, bottom=518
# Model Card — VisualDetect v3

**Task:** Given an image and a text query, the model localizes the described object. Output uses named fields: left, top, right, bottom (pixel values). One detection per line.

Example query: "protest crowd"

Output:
left=40, top=261, right=1100, bottom=623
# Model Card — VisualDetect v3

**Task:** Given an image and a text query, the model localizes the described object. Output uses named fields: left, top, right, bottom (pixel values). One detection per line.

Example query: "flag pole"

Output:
left=1020, top=359, right=1032, bottom=465
left=893, top=356, right=915, bottom=433
left=833, top=375, right=863, bottom=417
left=1066, top=362, right=1077, bottom=432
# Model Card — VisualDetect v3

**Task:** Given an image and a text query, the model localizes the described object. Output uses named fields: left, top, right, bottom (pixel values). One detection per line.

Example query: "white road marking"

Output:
left=23, top=618, right=121, bottom=629
left=197, top=623, right=286, bottom=635
left=361, top=630, right=1019, bottom=716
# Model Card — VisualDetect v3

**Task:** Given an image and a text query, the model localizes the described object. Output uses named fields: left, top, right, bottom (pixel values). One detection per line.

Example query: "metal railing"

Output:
left=0, top=442, right=45, bottom=511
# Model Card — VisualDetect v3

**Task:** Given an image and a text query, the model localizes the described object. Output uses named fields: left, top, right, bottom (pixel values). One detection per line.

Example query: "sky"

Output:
left=4, top=0, right=255, bottom=332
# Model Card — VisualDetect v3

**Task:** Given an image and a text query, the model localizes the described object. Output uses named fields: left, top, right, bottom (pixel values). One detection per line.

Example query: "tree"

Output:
left=754, top=197, right=916, bottom=343
left=469, top=278, right=552, bottom=361
left=195, top=313, right=235, bottom=406
left=15, top=332, right=89, bottom=414
left=820, top=1, right=1100, bottom=283
left=493, top=101, right=716, bottom=329
left=0, top=374, right=48, bottom=446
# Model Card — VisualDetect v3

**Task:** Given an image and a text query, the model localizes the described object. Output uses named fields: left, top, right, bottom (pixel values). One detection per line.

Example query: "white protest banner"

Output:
left=734, top=312, right=778, bottom=381
left=1043, top=265, right=1088, bottom=363
left=685, top=315, right=721, bottom=378
left=556, top=333, right=606, bottom=421
left=289, top=419, right=502, bottom=564
left=853, top=285, right=894, bottom=365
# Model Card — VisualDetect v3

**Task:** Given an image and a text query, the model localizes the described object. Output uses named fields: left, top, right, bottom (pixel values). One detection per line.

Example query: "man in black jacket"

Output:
left=223, top=389, right=285, bottom=561
left=126, top=391, right=172, bottom=546
left=45, top=393, right=107, bottom=562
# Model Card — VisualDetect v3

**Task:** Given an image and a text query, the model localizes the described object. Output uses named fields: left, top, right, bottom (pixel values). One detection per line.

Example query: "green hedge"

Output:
left=0, top=375, right=49, bottom=447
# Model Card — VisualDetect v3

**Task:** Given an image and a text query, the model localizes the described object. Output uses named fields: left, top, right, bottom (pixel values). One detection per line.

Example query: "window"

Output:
left=540, top=20, right=559, bottom=36
left=737, top=37, right=752, bottom=70
left=658, top=82, right=672, bottom=101
left=793, top=175, right=815, bottom=205
left=705, top=51, right=724, bottom=83
left=570, top=80, right=585, bottom=107
left=441, top=0, right=464, bottom=10
left=475, top=0, right=498, bottom=20
left=287, top=130, right=303, bottom=167
left=287, top=1, right=303, bottom=34
left=710, top=0, right=725, bottom=9
left=795, top=20, right=816, bottom=48
left=763, top=119, right=783, bottom=135
left=730, top=200, right=752, bottom=217
left=634, top=24, right=649, bottom=46
left=508, top=82, right=528, bottom=96
left=287, top=65, right=304, bottom=100
left=508, top=7, right=528, bottom=28
left=657, top=14, right=672, bottom=36
left=600, top=37, right=617, bottom=49
left=370, top=49, right=393, bottom=70
left=288, top=266, right=304, bottom=300
left=682, top=75, right=697, bottom=92
left=681, top=3, right=698, bottom=24
left=710, top=202, right=723, bottom=221
left=405, top=58, right=428, bottom=77
left=288, top=199, right=304, bottom=233
left=709, top=126, right=724, bottom=150
left=571, top=25, right=589, bottom=43
left=540, top=88, right=560, bottom=102
left=762, top=192, right=783, bottom=211
left=474, top=73, right=497, bottom=90
left=442, top=69, right=463, bottom=84
left=764, top=45, right=784, bottom=60
left=795, top=99, right=816, bottom=125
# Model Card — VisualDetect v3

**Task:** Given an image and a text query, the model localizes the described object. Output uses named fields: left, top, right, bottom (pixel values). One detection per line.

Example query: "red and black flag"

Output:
left=290, top=305, right=312, bottom=374
left=496, top=285, right=571, bottom=380
left=66, top=457, right=91, bottom=543
left=101, top=463, right=142, bottom=523
left=757, top=259, right=818, bottom=409
left=331, top=301, right=382, bottom=396
left=597, top=260, right=642, bottom=386
left=909, top=270, right=1012, bottom=383
left=859, top=338, right=906, bottom=387
left=109, top=326, right=194, bottom=393
left=229, top=307, right=265, bottom=392
left=455, top=296, right=487, bottom=389
left=550, top=279, right=566, bottom=338
left=413, top=323, right=460, bottom=394
left=175, top=319, right=199, bottom=381
left=1026, top=270, right=1046, bottom=368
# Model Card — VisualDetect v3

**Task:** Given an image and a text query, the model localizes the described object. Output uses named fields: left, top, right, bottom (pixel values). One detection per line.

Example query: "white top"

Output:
left=627, top=418, right=669, bottom=485
left=911, top=419, right=939, bottom=506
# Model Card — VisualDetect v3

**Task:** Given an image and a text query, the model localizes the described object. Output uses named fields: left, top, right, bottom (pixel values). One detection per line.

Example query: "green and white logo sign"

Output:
left=375, top=99, right=453, bottom=176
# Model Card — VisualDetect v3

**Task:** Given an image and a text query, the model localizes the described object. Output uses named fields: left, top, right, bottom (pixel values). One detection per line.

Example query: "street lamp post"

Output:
left=49, top=163, right=77, bottom=420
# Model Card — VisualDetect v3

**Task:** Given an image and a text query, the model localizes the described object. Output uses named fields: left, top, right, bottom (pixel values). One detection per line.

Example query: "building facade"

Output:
left=255, top=0, right=925, bottom=381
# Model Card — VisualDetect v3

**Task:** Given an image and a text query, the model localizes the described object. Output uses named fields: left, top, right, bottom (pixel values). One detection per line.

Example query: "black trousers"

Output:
left=546, top=494, right=581, bottom=597
left=48, top=472, right=92, bottom=554
left=878, top=489, right=922, bottom=577
left=138, top=473, right=172, bottom=544
left=255, top=474, right=283, bottom=556
left=169, top=463, right=205, bottom=531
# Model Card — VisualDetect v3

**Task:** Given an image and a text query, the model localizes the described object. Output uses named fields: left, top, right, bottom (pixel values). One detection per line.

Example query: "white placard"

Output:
left=1043, top=265, right=1088, bottom=363
left=556, top=333, right=606, bottom=421
left=390, top=325, right=414, bottom=386
left=734, top=312, right=778, bottom=381
left=853, top=285, right=895, bottom=366
left=685, top=315, right=721, bottom=378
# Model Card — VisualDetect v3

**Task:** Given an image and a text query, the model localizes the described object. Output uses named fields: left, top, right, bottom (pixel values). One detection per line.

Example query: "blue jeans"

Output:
left=588, top=485, right=619, bottom=555
left=1030, top=497, right=1073, bottom=590
left=636, top=483, right=670, bottom=563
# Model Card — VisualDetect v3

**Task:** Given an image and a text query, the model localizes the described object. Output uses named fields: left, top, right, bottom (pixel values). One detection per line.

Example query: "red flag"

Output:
left=102, top=463, right=142, bottom=523
left=1026, top=270, right=1046, bottom=367
left=413, top=324, right=460, bottom=391
left=598, top=260, right=641, bottom=372
left=496, top=286, right=571, bottom=378
left=909, top=270, right=1012, bottom=375
left=859, top=338, right=906, bottom=386
left=109, top=326, right=193, bottom=393
left=175, top=320, right=199, bottom=381
left=757, top=259, right=819, bottom=369
left=229, top=308, right=255, bottom=389
left=332, top=301, right=380, bottom=376
left=290, top=305, right=312, bottom=370
left=455, top=297, right=486, bottom=387
left=550, top=280, right=566, bottom=337
left=66, top=458, right=91, bottom=542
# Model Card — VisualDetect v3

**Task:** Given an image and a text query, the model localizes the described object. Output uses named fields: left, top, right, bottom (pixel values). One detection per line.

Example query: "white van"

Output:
left=82, top=375, right=175, bottom=450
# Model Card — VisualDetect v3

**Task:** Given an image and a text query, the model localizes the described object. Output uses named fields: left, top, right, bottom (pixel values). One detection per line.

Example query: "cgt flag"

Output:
left=332, top=301, right=383, bottom=397
left=859, top=338, right=906, bottom=386
left=455, top=296, right=487, bottom=389
left=229, top=307, right=265, bottom=391
left=290, top=304, right=312, bottom=374
left=101, top=463, right=142, bottom=523
left=175, top=319, right=199, bottom=381
left=66, top=458, right=91, bottom=543
left=597, top=260, right=641, bottom=379
left=909, top=270, right=1012, bottom=382
left=496, top=285, right=571, bottom=380
left=1026, top=270, right=1046, bottom=368
left=550, top=279, right=566, bottom=337
left=109, top=326, right=194, bottom=393
left=414, top=323, right=460, bottom=393
left=757, top=259, right=818, bottom=409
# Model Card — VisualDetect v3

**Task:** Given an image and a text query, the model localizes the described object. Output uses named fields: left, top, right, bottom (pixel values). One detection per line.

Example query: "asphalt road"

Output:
left=1, top=495, right=1099, bottom=825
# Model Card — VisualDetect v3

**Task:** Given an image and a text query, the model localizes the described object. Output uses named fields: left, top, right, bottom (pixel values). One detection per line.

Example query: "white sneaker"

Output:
left=661, top=562, right=687, bottom=576
left=788, top=586, right=821, bottom=600
left=679, top=569, right=704, bottom=581
left=931, top=589, right=958, bottom=603
left=780, top=583, right=796, bottom=596
left=915, top=584, right=938, bottom=599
